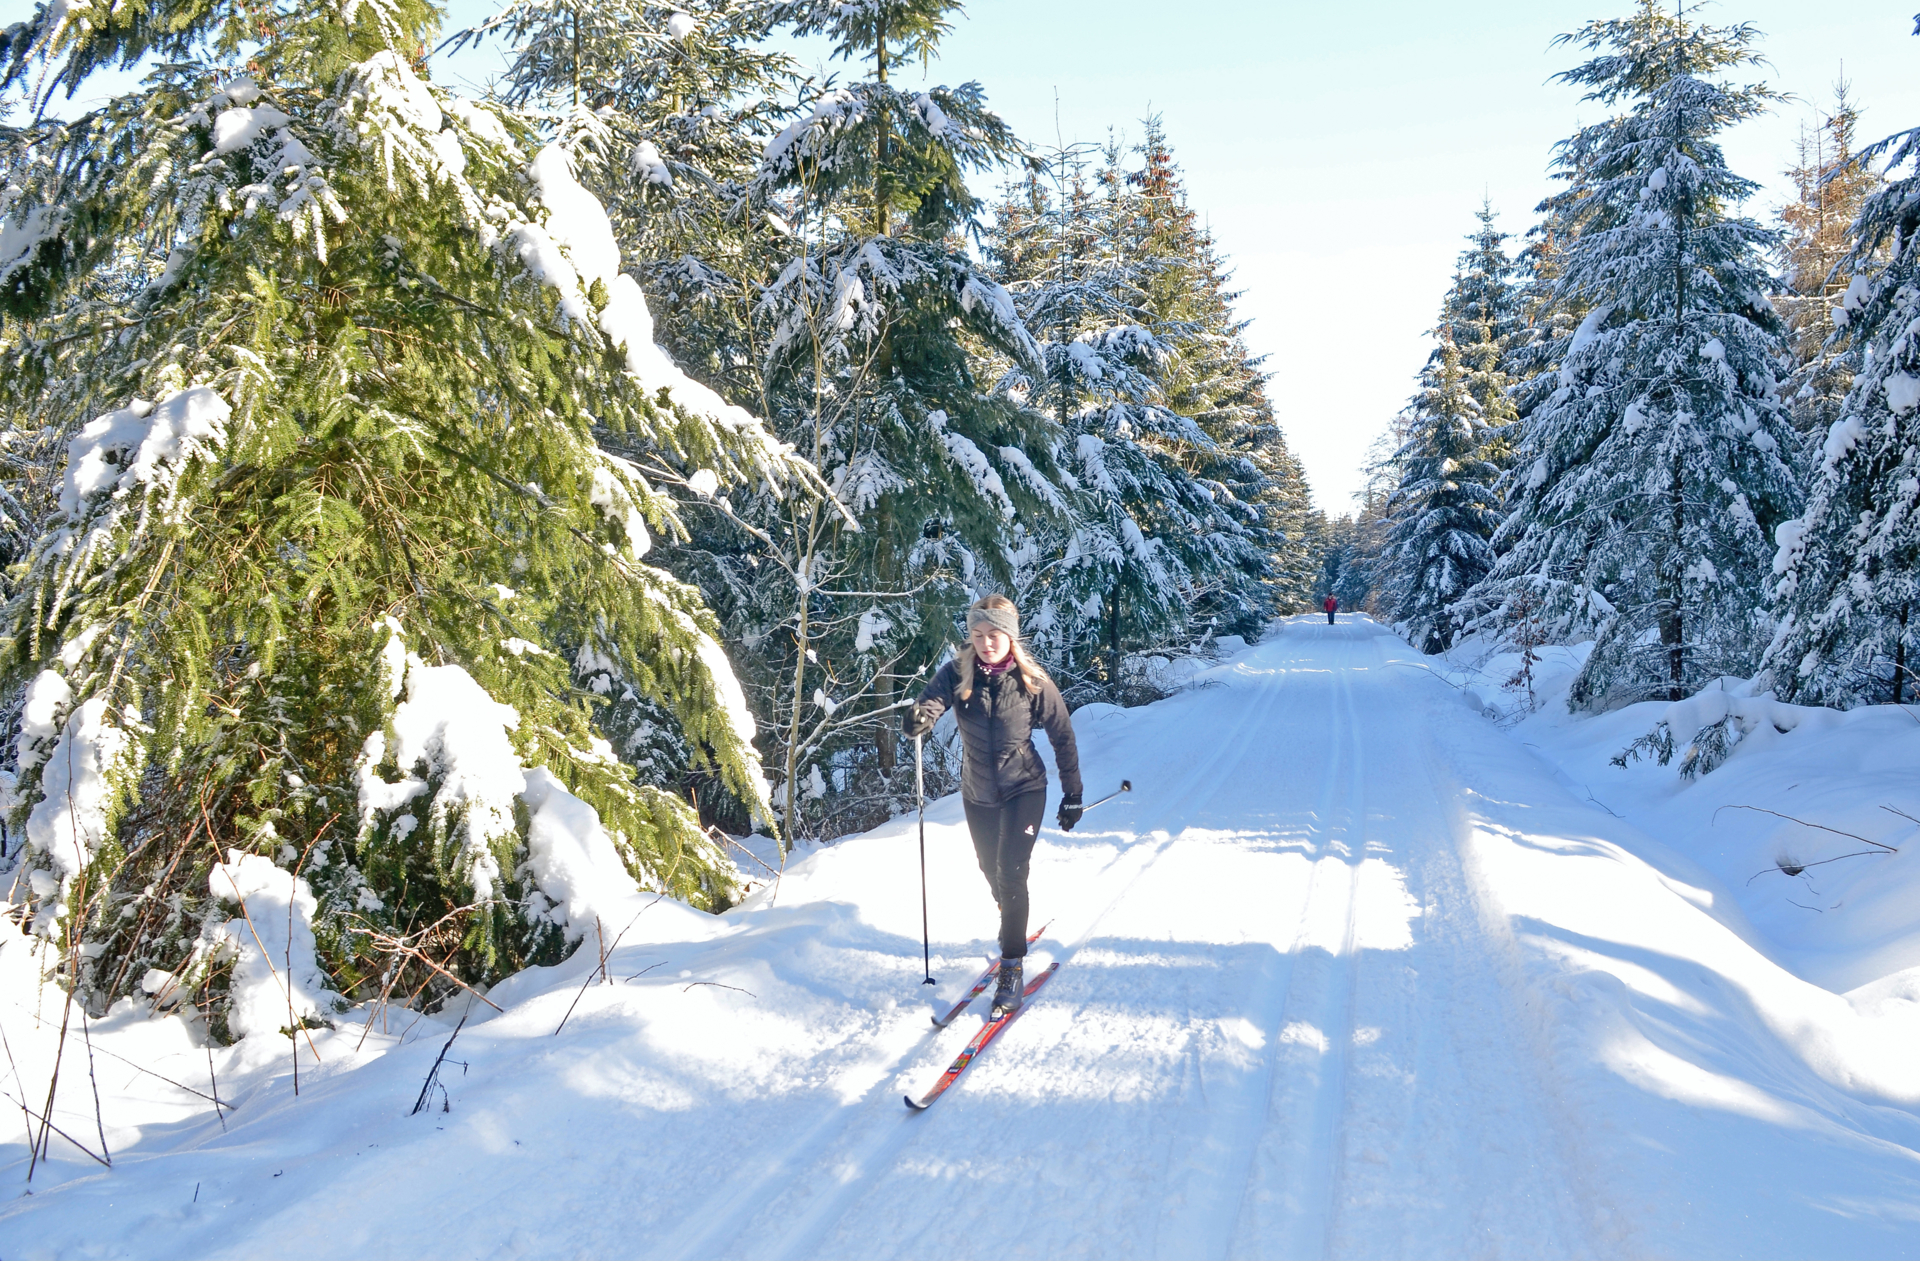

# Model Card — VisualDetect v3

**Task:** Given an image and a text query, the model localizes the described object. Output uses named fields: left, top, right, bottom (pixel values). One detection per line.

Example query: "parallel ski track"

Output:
left=1148, top=629, right=1358, bottom=1259
left=1278, top=628, right=1371, bottom=1259
left=656, top=648, right=1298, bottom=1261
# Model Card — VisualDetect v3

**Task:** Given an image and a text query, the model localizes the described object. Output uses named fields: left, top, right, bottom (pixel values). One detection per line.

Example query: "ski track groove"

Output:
left=667, top=645, right=1298, bottom=1261
left=1245, top=629, right=1369, bottom=1261
left=1148, top=629, right=1349, bottom=1260
left=1296, top=630, right=1370, bottom=1260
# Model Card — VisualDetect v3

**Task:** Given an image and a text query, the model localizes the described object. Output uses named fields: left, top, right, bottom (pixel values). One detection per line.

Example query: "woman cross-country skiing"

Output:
left=904, top=595, right=1082, bottom=1018
left=1324, top=593, right=1338, bottom=624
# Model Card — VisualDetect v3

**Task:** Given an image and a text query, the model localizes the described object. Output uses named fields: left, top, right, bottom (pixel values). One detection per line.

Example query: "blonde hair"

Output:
left=954, top=595, right=1050, bottom=699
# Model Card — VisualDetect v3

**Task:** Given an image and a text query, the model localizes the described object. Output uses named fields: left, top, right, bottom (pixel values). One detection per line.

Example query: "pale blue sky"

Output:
left=13, top=1, right=1920, bottom=509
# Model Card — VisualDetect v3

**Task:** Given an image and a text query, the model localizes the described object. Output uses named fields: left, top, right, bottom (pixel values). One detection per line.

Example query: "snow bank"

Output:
left=359, top=657, right=525, bottom=902
left=202, top=851, right=337, bottom=1044
left=1433, top=632, right=1920, bottom=995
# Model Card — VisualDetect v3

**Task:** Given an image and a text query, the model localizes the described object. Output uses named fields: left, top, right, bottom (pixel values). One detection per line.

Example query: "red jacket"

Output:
left=1323, top=596, right=1337, bottom=613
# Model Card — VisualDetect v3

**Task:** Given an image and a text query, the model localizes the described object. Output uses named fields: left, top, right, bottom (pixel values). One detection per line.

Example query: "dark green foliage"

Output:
left=0, top=0, right=806, bottom=1019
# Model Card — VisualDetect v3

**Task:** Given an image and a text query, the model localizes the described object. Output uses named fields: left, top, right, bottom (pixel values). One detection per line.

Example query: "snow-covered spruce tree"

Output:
left=1763, top=89, right=1920, bottom=707
left=1446, top=202, right=1524, bottom=462
left=739, top=0, right=1072, bottom=838
left=451, top=0, right=799, bottom=401
left=1776, top=84, right=1881, bottom=443
left=1381, top=330, right=1503, bottom=653
left=984, top=156, right=1250, bottom=693
left=1261, top=441, right=1322, bottom=613
left=1382, top=207, right=1519, bottom=652
left=0, top=0, right=815, bottom=1018
left=1118, top=119, right=1294, bottom=638
left=450, top=1, right=806, bottom=831
left=1469, top=2, right=1800, bottom=709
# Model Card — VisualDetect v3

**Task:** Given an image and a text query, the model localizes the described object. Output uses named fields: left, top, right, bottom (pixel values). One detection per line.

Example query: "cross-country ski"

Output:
left=908, top=962, right=1061, bottom=1111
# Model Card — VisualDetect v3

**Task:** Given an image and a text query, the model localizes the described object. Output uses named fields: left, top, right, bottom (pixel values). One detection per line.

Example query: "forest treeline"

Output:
left=1326, top=5, right=1920, bottom=747
left=0, top=0, right=1323, bottom=1022
left=0, top=0, right=1914, bottom=1029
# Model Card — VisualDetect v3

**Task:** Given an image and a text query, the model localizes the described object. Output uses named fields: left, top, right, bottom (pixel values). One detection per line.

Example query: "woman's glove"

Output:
left=903, top=703, right=936, bottom=738
left=1056, top=793, right=1084, bottom=832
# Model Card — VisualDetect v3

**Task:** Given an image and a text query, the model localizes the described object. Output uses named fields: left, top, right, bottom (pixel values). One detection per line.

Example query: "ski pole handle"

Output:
left=1080, top=779, right=1132, bottom=814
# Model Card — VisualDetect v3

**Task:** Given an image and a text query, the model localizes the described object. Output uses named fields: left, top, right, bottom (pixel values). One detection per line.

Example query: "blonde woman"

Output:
left=904, top=595, right=1082, bottom=1017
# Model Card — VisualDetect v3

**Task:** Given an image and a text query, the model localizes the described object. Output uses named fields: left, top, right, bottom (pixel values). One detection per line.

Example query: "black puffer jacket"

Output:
left=908, top=651, right=1082, bottom=807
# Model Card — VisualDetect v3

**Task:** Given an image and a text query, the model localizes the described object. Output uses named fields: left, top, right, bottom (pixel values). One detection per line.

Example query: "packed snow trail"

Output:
left=7, top=618, right=1920, bottom=1259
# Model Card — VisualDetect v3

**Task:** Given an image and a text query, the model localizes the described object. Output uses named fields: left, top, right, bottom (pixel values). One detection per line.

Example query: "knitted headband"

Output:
left=967, top=603, right=1020, bottom=639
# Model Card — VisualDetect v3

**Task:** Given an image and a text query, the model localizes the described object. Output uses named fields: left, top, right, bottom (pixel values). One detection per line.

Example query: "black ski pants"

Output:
left=1326, top=609, right=1336, bottom=624
left=962, top=790, right=1046, bottom=959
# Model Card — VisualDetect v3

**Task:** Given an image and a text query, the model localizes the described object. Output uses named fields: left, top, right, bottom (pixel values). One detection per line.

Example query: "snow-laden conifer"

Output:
left=1775, top=86, right=1881, bottom=444
left=0, top=0, right=817, bottom=1018
left=1468, top=2, right=1800, bottom=708
left=721, top=0, right=1072, bottom=836
left=1763, top=82, right=1920, bottom=708
left=453, top=0, right=806, bottom=832
left=1118, top=121, right=1299, bottom=636
left=1382, top=332, right=1503, bottom=653
left=986, top=156, right=1251, bottom=687
left=1381, top=208, right=1518, bottom=652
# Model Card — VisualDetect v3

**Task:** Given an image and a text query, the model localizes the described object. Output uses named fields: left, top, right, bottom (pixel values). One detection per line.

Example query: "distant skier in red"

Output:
left=904, top=595, right=1082, bottom=1019
left=1324, top=594, right=1338, bottom=625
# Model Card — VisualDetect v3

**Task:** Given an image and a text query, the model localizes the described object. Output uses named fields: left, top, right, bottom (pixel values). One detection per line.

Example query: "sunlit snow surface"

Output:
left=6, top=618, right=1920, bottom=1258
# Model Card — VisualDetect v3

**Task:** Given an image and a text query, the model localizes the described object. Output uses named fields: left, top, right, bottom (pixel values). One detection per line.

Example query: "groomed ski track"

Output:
left=678, top=620, right=1594, bottom=1260
left=10, top=617, right=1920, bottom=1259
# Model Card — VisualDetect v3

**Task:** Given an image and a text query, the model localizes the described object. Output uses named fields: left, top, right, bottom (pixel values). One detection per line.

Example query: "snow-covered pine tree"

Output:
left=984, top=153, right=1248, bottom=691
left=1447, top=202, right=1524, bottom=459
left=0, top=0, right=817, bottom=1017
left=1468, top=1, right=1800, bottom=709
left=452, top=1, right=806, bottom=832
left=1120, top=119, right=1291, bottom=639
left=1382, top=328, right=1503, bottom=652
left=1763, top=64, right=1920, bottom=707
left=740, top=0, right=1072, bottom=837
left=451, top=0, right=798, bottom=409
left=1260, top=441, right=1322, bottom=613
left=1382, top=207, right=1518, bottom=652
left=1775, top=84, right=1881, bottom=442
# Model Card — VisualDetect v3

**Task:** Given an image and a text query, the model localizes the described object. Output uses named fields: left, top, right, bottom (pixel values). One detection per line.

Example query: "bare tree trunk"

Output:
left=1661, top=464, right=1686, bottom=701
left=1895, top=601, right=1910, bottom=706
left=876, top=673, right=896, bottom=774
left=1106, top=586, right=1121, bottom=688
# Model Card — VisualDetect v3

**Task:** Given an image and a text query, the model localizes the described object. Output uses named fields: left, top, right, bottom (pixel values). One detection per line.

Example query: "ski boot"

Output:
left=990, top=958, right=1024, bottom=1019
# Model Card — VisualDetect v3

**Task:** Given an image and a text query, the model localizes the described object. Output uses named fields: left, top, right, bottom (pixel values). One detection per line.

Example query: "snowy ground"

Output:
left=6, top=616, right=1920, bottom=1259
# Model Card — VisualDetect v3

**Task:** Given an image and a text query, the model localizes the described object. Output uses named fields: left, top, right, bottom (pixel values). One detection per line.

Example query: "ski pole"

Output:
left=1080, top=779, right=1133, bottom=814
left=915, top=733, right=936, bottom=986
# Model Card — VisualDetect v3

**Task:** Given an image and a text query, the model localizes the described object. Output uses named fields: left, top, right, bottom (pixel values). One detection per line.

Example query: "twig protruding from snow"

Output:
left=1713, top=804, right=1896, bottom=852
left=411, top=998, right=474, bottom=1117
